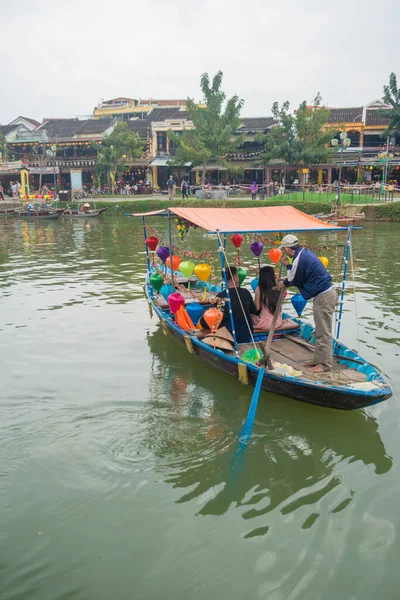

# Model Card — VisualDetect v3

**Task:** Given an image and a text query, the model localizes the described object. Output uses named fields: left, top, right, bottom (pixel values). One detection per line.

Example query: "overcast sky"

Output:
left=1, top=0, right=398, bottom=124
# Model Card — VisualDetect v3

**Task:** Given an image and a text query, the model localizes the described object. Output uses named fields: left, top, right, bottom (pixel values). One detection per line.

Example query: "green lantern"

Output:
left=150, top=272, right=164, bottom=292
left=238, top=267, right=247, bottom=285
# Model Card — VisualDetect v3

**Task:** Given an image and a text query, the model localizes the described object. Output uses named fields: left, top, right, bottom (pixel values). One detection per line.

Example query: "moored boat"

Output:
left=132, top=206, right=392, bottom=411
left=0, top=208, right=17, bottom=217
left=62, top=207, right=107, bottom=218
left=17, top=208, right=64, bottom=220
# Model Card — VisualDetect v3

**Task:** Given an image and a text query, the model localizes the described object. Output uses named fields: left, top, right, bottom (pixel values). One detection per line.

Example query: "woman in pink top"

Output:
left=252, top=265, right=285, bottom=329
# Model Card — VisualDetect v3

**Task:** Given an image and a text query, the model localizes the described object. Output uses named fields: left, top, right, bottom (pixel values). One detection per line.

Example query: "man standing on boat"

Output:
left=277, top=234, right=337, bottom=374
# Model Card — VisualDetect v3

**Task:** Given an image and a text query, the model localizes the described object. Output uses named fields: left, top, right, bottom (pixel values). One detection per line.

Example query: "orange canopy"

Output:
left=132, top=206, right=347, bottom=234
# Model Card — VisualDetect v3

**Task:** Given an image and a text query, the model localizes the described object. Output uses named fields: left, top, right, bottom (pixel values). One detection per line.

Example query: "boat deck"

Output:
left=238, top=336, right=368, bottom=385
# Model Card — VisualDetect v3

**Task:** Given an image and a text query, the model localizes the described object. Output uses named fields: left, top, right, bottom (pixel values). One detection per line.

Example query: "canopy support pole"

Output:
left=167, top=210, right=174, bottom=287
left=335, top=226, right=352, bottom=342
left=217, top=231, right=239, bottom=356
left=142, top=217, right=150, bottom=272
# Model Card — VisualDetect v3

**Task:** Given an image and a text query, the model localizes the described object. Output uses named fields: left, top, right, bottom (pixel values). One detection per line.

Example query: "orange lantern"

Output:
left=203, top=307, right=223, bottom=332
left=166, top=255, right=182, bottom=271
left=268, top=248, right=282, bottom=264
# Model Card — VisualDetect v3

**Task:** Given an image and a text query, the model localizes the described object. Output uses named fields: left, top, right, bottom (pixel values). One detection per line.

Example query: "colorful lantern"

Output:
left=268, top=248, right=282, bottom=264
left=194, top=263, right=211, bottom=301
left=145, top=236, right=159, bottom=251
left=186, top=302, right=204, bottom=326
left=318, top=256, right=329, bottom=268
left=156, top=246, right=170, bottom=263
left=237, top=267, right=247, bottom=285
left=179, top=260, right=195, bottom=278
left=250, top=278, right=259, bottom=292
left=168, top=292, right=185, bottom=315
left=194, top=263, right=211, bottom=282
left=160, top=284, right=174, bottom=302
left=149, top=272, right=164, bottom=293
left=250, top=241, right=264, bottom=257
left=166, top=255, right=182, bottom=271
left=291, top=293, right=307, bottom=316
left=230, top=234, right=243, bottom=249
left=203, top=307, right=223, bottom=332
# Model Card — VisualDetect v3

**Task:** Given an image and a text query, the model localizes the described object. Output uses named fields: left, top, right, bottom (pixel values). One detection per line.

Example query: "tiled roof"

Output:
left=146, top=108, right=180, bottom=122
left=126, top=120, right=151, bottom=138
left=164, top=111, right=190, bottom=120
left=37, top=119, right=83, bottom=138
left=326, top=107, right=363, bottom=123
left=0, top=124, right=19, bottom=135
left=239, top=117, right=276, bottom=130
left=365, top=109, right=390, bottom=126
left=77, top=118, right=113, bottom=134
left=9, top=116, right=41, bottom=127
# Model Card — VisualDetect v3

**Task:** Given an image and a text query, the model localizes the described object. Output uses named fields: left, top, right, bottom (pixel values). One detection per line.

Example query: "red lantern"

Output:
left=230, top=234, right=243, bottom=249
left=268, top=248, right=283, bottom=264
left=203, top=307, right=223, bottom=332
left=145, top=236, right=159, bottom=251
left=166, top=255, right=182, bottom=271
left=35, top=194, right=39, bottom=199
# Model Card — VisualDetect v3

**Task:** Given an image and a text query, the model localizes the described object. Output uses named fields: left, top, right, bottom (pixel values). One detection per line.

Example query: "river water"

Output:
left=0, top=216, right=399, bottom=600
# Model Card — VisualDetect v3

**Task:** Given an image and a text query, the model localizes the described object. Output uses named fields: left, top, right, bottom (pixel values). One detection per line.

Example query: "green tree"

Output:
left=169, top=71, right=244, bottom=185
left=258, top=94, right=333, bottom=167
left=381, top=72, right=400, bottom=136
left=92, top=121, right=144, bottom=188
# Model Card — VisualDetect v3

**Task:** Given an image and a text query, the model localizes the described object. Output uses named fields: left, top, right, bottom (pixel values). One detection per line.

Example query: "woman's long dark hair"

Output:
left=258, top=265, right=279, bottom=314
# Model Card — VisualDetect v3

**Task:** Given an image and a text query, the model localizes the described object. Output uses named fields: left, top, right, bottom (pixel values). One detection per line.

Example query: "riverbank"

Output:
left=89, top=198, right=400, bottom=221
left=3, top=197, right=399, bottom=220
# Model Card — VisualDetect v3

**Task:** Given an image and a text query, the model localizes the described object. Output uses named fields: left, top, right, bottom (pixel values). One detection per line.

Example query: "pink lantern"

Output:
left=168, top=292, right=185, bottom=314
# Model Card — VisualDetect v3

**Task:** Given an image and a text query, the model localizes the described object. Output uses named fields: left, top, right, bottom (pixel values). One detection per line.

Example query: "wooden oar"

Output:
left=259, top=288, right=286, bottom=369
left=238, top=287, right=286, bottom=445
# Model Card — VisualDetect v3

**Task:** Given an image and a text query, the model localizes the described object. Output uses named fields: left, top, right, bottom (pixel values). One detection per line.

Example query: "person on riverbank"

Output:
left=250, top=181, right=258, bottom=199
left=0, top=182, right=4, bottom=200
left=277, top=234, right=337, bottom=373
left=252, top=265, right=284, bottom=330
left=167, top=176, right=176, bottom=200
left=181, top=178, right=189, bottom=200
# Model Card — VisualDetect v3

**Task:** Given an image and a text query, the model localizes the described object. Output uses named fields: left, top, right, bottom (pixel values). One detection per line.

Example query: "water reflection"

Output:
left=146, top=327, right=392, bottom=525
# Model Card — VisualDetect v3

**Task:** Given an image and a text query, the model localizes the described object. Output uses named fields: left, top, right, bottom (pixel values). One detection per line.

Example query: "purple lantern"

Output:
left=250, top=241, right=264, bottom=257
left=157, top=246, right=170, bottom=263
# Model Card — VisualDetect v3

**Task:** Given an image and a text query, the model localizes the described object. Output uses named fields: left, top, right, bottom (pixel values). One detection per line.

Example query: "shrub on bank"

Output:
left=92, top=199, right=332, bottom=216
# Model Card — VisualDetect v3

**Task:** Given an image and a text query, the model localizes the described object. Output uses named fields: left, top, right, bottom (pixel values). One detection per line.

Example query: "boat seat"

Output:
left=254, top=319, right=299, bottom=334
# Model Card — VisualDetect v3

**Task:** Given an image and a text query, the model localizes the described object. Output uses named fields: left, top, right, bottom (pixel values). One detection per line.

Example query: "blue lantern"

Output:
left=291, top=293, right=307, bottom=316
left=186, top=302, right=204, bottom=326
left=160, top=284, right=174, bottom=303
left=250, top=278, right=259, bottom=292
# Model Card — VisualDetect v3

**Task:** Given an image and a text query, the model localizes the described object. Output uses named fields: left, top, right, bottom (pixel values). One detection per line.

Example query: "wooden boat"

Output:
left=17, top=208, right=64, bottom=220
left=62, top=207, right=107, bottom=218
left=329, top=213, right=365, bottom=226
left=314, top=212, right=365, bottom=226
left=132, top=206, right=392, bottom=411
left=0, top=208, right=17, bottom=217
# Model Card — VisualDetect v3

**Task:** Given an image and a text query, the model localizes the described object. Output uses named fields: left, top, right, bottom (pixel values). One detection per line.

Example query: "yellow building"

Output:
left=93, top=97, right=187, bottom=120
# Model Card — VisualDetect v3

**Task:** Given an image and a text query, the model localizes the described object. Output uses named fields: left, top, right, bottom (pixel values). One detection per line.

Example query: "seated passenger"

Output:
left=199, top=266, right=257, bottom=343
left=252, top=265, right=284, bottom=330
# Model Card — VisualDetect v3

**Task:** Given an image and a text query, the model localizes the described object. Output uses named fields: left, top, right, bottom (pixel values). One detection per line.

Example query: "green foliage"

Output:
left=169, top=71, right=244, bottom=184
left=257, top=94, right=333, bottom=166
left=91, top=121, right=144, bottom=186
left=0, top=130, right=7, bottom=161
left=381, top=72, right=400, bottom=136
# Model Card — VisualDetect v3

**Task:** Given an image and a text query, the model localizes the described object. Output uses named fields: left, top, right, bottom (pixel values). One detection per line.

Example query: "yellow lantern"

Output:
left=318, top=256, right=329, bottom=268
left=194, top=263, right=211, bottom=301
